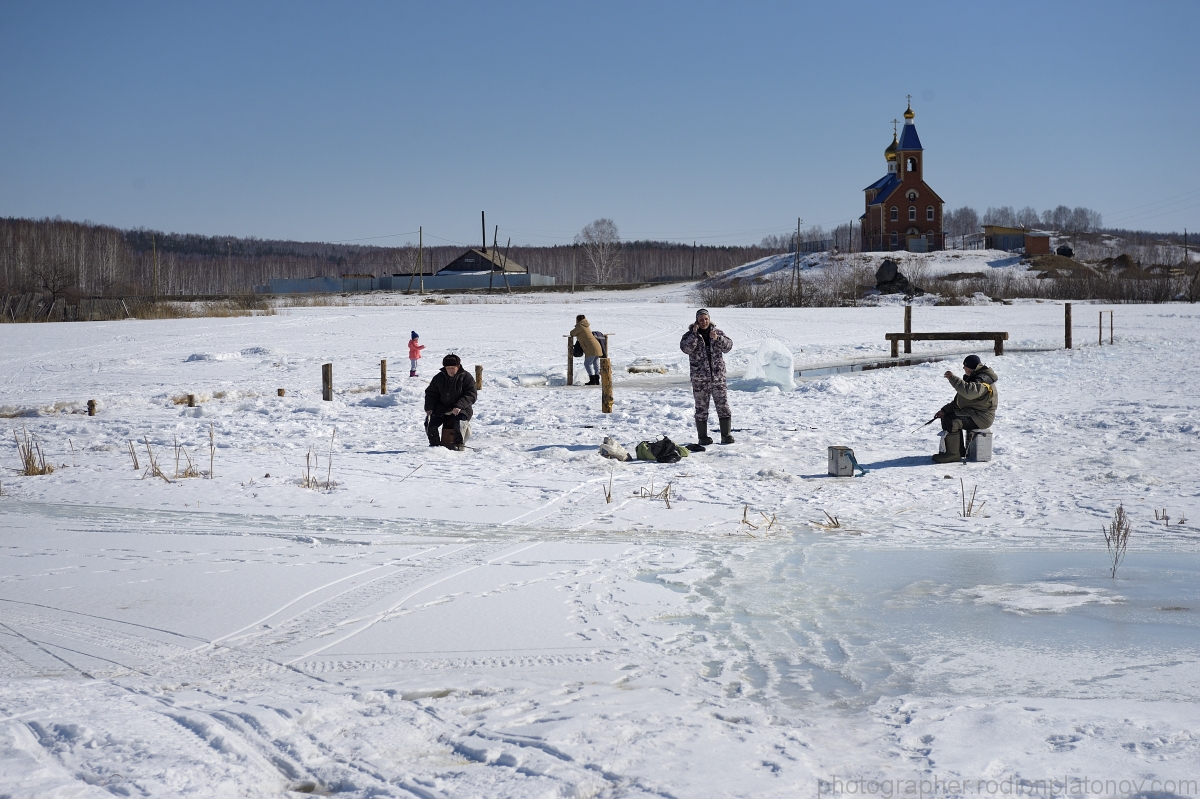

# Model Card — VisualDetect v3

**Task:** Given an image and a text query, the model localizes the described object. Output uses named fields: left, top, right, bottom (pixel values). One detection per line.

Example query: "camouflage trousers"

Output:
left=692, top=378, right=731, bottom=423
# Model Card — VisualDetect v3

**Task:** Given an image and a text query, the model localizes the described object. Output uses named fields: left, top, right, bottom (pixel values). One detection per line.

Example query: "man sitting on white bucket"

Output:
left=932, top=354, right=998, bottom=464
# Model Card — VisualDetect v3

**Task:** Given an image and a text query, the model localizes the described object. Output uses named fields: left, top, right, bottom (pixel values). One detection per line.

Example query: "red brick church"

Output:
left=861, top=101, right=944, bottom=252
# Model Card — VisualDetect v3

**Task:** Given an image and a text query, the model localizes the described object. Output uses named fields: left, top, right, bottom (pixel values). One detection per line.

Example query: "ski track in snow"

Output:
left=1, top=291, right=1199, bottom=797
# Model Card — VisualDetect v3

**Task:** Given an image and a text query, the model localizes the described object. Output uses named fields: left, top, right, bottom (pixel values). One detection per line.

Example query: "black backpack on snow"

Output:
left=647, top=436, right=682, bottom=464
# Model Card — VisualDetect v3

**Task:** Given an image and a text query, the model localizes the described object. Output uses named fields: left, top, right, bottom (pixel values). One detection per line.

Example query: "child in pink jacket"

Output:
left=408, top=331, right=425, bottom=377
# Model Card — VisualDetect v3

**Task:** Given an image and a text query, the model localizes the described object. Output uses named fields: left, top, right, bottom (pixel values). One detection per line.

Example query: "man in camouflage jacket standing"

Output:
left=680, top=309, right=735, bottom=445
left=932, top=354, right=998, bottom=463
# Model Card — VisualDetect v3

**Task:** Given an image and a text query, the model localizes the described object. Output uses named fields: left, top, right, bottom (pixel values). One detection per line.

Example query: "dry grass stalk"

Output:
left=208, top=424, right=215, bottom=479
left=1154, top=508, right=1171, bottom=527
left=635, top=479, right=672, bottom=508
left=1103, top=504, right=1132, bottom=578
left=141, top=436, right=171, bottom=483
left=815, top=510, right=840, bottom=530
left=172, top=435, right=201, bottom=478
left=15, top=428, right=54, bottom=476
left=603, top=468, right=613, bottom=504
left=127, top=440, right=140, bottom=470
left=960, top=479, right=985, bottom=517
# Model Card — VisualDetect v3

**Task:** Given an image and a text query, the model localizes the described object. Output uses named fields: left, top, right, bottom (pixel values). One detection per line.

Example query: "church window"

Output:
left=909, top=207, right=917, bottom=221
left=927, top=206, right=935, bottom=221
left=890, top=207, right=898, bottom=221
left=890, top=231, right=898, bottom=247
left=907, top=157, right=917, bottom=173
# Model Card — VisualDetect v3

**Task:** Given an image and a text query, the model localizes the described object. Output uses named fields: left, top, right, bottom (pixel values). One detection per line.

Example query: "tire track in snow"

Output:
left=286, top=541, right=543, bottom=664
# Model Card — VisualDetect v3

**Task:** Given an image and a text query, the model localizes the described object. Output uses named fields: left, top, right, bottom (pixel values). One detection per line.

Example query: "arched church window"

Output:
left=907, top=157, right=917, bottom=173
left=890, top=231, right=898, bottom=247
left=909, top=207, right=917, bottom=221
left=890, top=207, right=898, bottom=221
left=927, top=206, right=935, bottom=221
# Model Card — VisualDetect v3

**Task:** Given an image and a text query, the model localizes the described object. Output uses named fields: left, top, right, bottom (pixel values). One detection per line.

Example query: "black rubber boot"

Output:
left=590, top=374, right=601, bottom=385
left=696, top=420, right=713, bottom=446
left=932, top=431, right=962, bottom=463
left=719, top=417, right=735, bottom=444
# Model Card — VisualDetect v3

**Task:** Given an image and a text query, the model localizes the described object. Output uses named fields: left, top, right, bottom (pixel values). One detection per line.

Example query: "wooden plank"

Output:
left=885, top=332, right=1008, bottom=341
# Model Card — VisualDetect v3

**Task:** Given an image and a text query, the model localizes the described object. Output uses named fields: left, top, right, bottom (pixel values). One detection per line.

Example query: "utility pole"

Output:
left=691, top=241, right=696, bottom=279
left=152, top=233, right=159, bottom=298
left=793, top=218, right=801, bottom=300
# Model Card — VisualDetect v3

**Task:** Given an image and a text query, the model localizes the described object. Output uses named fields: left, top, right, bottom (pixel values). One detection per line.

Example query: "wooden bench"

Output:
left=885, top=331, right=1009, bottom=357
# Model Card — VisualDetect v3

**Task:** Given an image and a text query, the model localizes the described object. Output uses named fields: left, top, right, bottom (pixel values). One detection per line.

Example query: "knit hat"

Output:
left=695, top=308, right=710, bottom=320
left=442, top=353, right=461, bottom=367
left=963, top=354, right=981, bottom=370
left=411, top=331, right=419, bottom=339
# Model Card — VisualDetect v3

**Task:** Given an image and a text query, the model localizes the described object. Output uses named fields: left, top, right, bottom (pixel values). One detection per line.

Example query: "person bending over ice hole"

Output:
left=570, top=314, right=604, bottom=385
left=680, top=308, right=734, bottom=445
left=425, top=354, right=476, bottom=451
left=931, top=354, right=998, bottom=464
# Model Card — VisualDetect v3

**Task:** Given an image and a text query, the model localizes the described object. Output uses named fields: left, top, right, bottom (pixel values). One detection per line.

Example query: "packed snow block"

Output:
left=966, top=430, right=992, bottom=462
left=741, top=339, right=796, bottom=391
left=828, top=446, right=856, bottom=477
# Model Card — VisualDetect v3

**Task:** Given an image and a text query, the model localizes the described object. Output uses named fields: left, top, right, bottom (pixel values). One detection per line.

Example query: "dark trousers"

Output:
left=940, top=411, right=978, bottom=452
left=427, top=413, right=463, bottom=446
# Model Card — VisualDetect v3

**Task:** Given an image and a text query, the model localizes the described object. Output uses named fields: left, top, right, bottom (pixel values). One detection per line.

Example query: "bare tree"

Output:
left=945, top=206, right=979, bottom=238
left=1016, top=206, right=1041, bottom=228
left=575, top=219, right=623, bottom=284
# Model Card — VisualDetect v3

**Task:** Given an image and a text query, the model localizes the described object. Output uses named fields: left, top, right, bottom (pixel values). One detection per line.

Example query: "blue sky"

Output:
left=2, top=1, right=1197, bottom=246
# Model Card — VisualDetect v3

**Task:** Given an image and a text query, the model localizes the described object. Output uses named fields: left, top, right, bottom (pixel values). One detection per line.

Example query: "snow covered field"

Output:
left=2, top=286, right=1199, bottom=798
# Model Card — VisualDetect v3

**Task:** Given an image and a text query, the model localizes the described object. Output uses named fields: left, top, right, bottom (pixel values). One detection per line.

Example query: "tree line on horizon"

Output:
left=1, top=209, right=1188, bottom=301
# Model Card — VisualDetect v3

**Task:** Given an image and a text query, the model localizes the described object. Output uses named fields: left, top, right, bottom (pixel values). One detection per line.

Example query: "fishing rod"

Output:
left=910, top=416, right=938, bottom=434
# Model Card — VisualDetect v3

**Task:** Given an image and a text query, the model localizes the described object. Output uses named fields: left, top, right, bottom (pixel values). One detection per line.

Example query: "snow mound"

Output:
left=737, top=339, right=796, bottom=392
left=627, top=358, right=669, bottom=374
left=359, top=392, right=401, bottom=407
left=186, top=352, right=241, bottom=362
left=954, top=582, right=1124, bottom=615
left=516, top=374, right=549, bottom=387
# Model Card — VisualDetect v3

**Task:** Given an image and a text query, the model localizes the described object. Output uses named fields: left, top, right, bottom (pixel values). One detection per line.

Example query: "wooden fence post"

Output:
left=87, top=399, right=96, bottom=417
left=277, top=388, right=285, bottom=397
left=322, top=363, right=333, bottom=401
left=600, top=358, right=613, bottom=413
left=474, top=364, right=483, bottom=390
left=1109, top=311, right=1114, bottom=345
left=904, top=305, right=912, bottom=354
left=1064, top=303, right=1072, bottom=349
left=187, top=394, right=196, bottom=407
left=566, top=335, right=574, bottom=386
left=1099, top=311, right=1103, bottom=346
left=380, top=359, right=387, bottom=394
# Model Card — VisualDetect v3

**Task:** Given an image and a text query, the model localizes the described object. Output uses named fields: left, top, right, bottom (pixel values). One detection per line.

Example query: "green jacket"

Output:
left=943, top=366, right=998, bottom=429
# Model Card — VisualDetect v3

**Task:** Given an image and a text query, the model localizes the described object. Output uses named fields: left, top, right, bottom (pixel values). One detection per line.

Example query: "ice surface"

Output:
left=0, top=291, right=1198, bottom=797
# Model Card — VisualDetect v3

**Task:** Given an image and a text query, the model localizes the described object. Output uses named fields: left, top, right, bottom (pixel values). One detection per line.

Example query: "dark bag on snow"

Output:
left=648, top=436, right=682, bottom=463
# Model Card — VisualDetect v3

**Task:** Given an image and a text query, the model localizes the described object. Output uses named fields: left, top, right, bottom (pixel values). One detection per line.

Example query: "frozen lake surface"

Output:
left=1, top=288, right=1198, bottom=797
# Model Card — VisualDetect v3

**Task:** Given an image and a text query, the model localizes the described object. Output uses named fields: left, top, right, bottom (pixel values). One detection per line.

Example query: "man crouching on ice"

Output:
left=932, top=354, right=998, bottom=464
left=425, top=354, right=476, bottom=451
